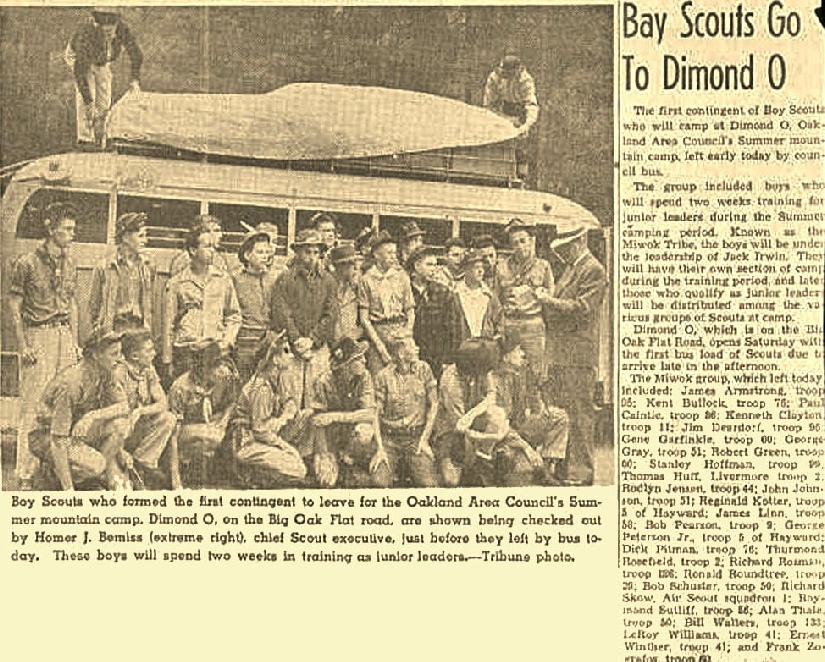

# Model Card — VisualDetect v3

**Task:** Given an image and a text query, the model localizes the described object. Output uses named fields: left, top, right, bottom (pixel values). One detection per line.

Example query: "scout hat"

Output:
left=504, top=217, right=535, bottom=235
left=92, top=7, right=120, bottom=25
left=115, top=212, right=147, bottom=241
left=501, top=54, right=522, bottom=71
left=369, top=229, right=396, bottom=254
left=290, top=228, right=328, bottom=252
left=406, top=245, right=440, bottom=271
left=83, top=328, right=124, bottom=357
left=329, top=337, right=369, bottom=371
left=461, top=248, right=485, bottom=268
left=238, top=231, right=271, bottom=265
left=354, top=227, right=378, bottom=255
left=329, top=243, right=358, bottom=265
left=470, top=234, right=496, bottom=250
left=444, top=237, right=466, bottom=251
left=399, top=220, right=425, bottom=241
left=550, top=225, right=589, bottom=250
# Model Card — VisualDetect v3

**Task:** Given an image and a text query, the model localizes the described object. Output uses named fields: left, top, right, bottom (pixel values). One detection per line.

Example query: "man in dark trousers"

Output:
left=408, top=246, right=458, bottom=380
left=270, top=229, right=338, bottom=407
left=66, top=7, right=142, bottom=145
left=543, top=225, right=607, bottom=486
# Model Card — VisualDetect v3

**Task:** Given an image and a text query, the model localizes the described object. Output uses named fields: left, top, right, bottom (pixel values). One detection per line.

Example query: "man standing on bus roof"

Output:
left=483, top=52, right=539, bottom=133
left=543, top=224, right=607, bottom=486
left=65, top=7, right=142, bottom=146
left=8, top=202, right=81, bottom=489
left=496, top=217, right=554, bottom=382
left=89, top=212, right=155, bottom=334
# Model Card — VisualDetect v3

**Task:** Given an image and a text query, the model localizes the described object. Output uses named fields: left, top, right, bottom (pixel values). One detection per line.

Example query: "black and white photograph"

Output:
left=0, top=5, right=614, bottom=491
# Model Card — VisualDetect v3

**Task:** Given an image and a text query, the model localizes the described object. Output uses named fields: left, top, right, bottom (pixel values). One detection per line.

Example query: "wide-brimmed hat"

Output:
left=550, top=226, right=589, bottom=250
left=354, top=227, right=378, bottom=255
left=330, top=243, right=358, bottom=265
left=399, top=220, right=425, bottom=241
left=470, top=234, right=496, bottom=250
left=461, top=248, right=485, bottom=268
left=291, top=228, right=328, bottom=252
left=330, top=337, right=369, bottom=370
left=238, top=232, right=272, bottom=264
left=504, top=217, right=535, bottom=235
left=92, top=8, right=120, bottom=25
left=83, top=328, right=123, bottom=356
left=115, top=212, right=147, bottom=240
left=501, top=54, right=522, bottom=70
left=370, top=230, right=396, bottom=254
left=406, top=245, right=440, bottom=271
left=444, top=237, right=466, bottom=251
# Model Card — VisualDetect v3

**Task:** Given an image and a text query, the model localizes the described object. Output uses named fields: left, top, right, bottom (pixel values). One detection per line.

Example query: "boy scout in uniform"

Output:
left=9, top=202, right=81, bottom=488
left=308, top=338, right=390, bottom=488
left=28, top=330, right=131, bottom=490
left=374, top=336, right=439, bottom=487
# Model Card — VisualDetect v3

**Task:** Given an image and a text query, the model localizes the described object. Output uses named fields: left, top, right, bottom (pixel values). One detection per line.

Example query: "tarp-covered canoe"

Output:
left=106, top=83, right=521, bottom=161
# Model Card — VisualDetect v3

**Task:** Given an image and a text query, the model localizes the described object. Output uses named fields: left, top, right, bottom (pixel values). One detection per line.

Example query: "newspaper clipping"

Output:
left=0, top=2, right=822, bottom=660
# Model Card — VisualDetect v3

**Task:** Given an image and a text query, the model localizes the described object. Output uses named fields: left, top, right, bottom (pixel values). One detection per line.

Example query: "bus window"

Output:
left=296, top=209, right=371, bottom=242
left=209, top=203, right=288, bottom=256
left=16, top=188, right=108, bottom=244
left=117, top=195, right=200, bottom=250
left=379, top=214, right=451, bottom=248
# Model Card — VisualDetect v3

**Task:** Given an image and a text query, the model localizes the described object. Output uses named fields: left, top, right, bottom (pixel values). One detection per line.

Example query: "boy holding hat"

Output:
left=307, top=338, right=390, bottom=488
left=544, top=224, right=607, bottom=486
left=228, top=332, right=307, bottom=487
left=497, top=217, right=554, bottom=382
left=89, top=211, right=155, bottom=334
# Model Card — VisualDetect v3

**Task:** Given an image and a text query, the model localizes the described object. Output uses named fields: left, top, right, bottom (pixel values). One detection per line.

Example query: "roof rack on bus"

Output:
left=109, top=139, right=525, bottom=189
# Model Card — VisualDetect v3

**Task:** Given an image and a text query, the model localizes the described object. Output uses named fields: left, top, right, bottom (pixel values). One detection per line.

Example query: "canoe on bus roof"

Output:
left=106, top=84, right=521, bottom=161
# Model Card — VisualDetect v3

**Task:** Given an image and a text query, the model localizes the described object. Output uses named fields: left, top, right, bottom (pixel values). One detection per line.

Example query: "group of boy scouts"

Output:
left=10, top=199, right=607, bottom=491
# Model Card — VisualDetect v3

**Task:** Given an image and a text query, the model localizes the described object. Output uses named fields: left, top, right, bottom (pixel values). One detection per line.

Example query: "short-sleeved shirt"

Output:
left=232, top=267, right=275, bottom=337
left=9, top=243, right=77, bottom=326
left=435, top=364, right=491, bottom=439
left=497, top=254, right=554, bottom=318
left=232, top=370, right=298, bottom=437
left=358, top=265, right=414, bottom=323
left=163, top=265, right=242, bottom=362
left=374, top=360, right=436, bottom=431
left=488, top=363, right=542, bottom=428
left=113, top=361, right=164, bottom=409
left=33, top=360, right=126, bottom=438
left=310, top=369, right=375, bottom=414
